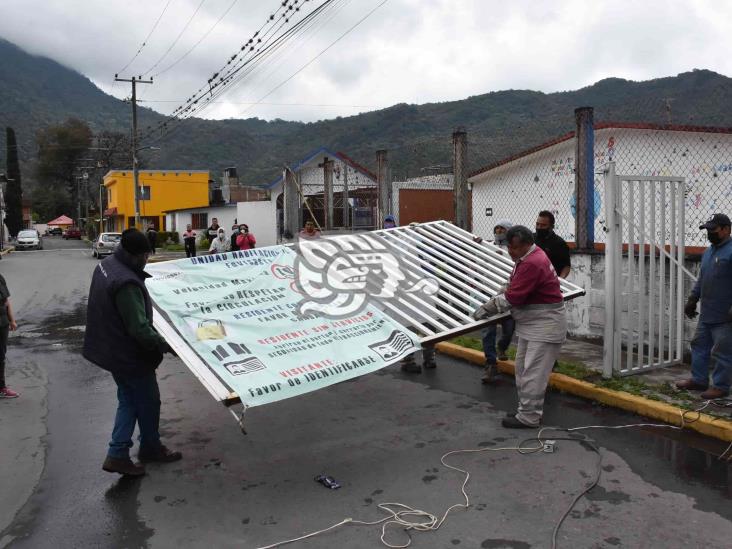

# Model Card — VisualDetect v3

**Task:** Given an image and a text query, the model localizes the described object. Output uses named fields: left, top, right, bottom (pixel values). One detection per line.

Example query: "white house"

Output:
left=469, top=123, right=732, bottom=248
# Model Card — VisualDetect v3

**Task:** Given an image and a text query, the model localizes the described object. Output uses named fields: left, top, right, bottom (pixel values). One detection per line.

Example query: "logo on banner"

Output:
left=292, top=233, right=438, bottom=318
left=224, top=357, right=266, bottom=376
left=368, top=330, right=414, bottom=361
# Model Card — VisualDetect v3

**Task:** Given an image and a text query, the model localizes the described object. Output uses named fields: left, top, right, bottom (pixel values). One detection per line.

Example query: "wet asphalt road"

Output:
left=0, top=239, right=731, bottom=549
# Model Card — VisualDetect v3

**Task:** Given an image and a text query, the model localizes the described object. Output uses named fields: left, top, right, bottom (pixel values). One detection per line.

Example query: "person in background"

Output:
left=677, top=213, right=732, bottom=399
left=209, top=227, right=229, bottom=254
left=146, top=223, right=157, bottom=256
left=473, top=225, right=566, bottom=428
left=206, top=217, right=220, bottom=246
left=534, top=210, right=571, bottom=279
left=398, top=221, right=437, bottom=373
left=0, top=273, right=19, bottom=398
left=230, top=224, right=240, bottom=251
left=298, top=220, right=321, bottom=241
left=182, top=224, right=197, bottom=258
left=383, top=215, right=397, bottom=229
left=83, top=229, right=180, bottom=476
left=237, top=224, right=256, bottom=250
left=478, top=220, right=516, bottom=384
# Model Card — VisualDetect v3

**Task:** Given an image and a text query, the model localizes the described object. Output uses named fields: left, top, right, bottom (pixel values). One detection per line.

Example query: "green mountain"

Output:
left=2, top=37, right=732, bottom=190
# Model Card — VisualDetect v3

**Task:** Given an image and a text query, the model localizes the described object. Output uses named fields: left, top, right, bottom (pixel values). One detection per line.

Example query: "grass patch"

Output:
left=163, top=244, right=185, bottom=251
left=449, top=335, right=483, bottom=352
left=553, top=361, right=595, bottom=381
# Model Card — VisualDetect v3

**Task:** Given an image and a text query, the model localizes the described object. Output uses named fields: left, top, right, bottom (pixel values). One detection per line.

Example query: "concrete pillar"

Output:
left=574, top=106, right=595, bottom=249
left=452, top=128, right=469, bottom=230
left=376, top=149, right=390, bottom=228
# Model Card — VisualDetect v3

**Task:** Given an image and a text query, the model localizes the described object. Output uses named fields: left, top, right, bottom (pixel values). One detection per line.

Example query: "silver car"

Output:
left=92, top=232, right=122, bottom=258
left=15, top=229, right=43, bottom=250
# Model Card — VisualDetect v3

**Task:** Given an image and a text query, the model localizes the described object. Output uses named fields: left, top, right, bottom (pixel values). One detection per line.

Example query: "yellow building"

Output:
left=103, top=170, right=210, bottom=232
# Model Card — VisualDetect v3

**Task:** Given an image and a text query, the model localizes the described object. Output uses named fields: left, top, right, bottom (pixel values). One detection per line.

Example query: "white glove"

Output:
left=473, top=299, right=499, bottom=320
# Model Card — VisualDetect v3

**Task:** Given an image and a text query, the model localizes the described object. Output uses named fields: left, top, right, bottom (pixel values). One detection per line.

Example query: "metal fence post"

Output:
left=574, top=106, right=595, bottom=249
left=376, top=149, right=390, bottom=228
left=452, top=128, right=469, bottom=230
left=602, top=161, right=618, bottom=378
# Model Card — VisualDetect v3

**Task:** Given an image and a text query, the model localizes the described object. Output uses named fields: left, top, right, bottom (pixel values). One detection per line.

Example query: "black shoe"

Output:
left=138, top=445, right=183, bottom=463
left=501, top=416, right=538, bottom=429
left=401, top=360, right=422, bottom=373
left=505, top=411, right=516, bottom=418
left=497, top=349, right=509, bottom=361
left=423, top=359, right=437, bottom=370
left=102, top=456, right=146, bottom=476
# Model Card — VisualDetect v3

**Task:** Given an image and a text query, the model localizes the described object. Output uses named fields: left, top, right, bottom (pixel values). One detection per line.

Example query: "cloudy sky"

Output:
left=3, top=0, right=731, bottom=122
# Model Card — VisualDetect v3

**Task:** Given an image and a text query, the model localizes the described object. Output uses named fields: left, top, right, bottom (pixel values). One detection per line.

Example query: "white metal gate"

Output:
left=602, top=161, right=695, bottom=377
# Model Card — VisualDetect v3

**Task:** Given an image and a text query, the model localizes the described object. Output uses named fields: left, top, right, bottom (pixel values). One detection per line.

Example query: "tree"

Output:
left=34, top=118, right=92, bottom=223
left=4, top=127, right=24, bottom=237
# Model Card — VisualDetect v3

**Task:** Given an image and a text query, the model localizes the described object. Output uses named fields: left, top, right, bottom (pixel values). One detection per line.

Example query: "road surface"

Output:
left=0, top=238, right=730, bottom=548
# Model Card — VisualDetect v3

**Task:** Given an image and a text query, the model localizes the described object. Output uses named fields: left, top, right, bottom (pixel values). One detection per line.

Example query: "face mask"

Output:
left=708, top=231, right=722, bottom=245
left=384, top=222, right=396, bottom=229
left=494, top=233, right=506, bottom=244
left=536, top=228, right=550, bottom=238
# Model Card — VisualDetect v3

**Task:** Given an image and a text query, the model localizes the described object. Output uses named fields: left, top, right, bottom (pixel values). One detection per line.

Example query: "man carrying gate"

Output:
left=473, top=225, right=567, bottom=428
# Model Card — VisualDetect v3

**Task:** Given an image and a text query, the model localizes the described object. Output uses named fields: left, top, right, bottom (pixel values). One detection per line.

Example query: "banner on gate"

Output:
left=146, top=246, right=419, bottom=407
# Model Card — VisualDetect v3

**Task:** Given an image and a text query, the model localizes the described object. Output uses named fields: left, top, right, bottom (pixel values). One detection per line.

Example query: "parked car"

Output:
left=47, top=227, right=62, bottom=236
left=63, top=227, right=82, bottom=240
left=15, top=229, right=43, bottom=250
left=92, top=232, right=122, bottom=258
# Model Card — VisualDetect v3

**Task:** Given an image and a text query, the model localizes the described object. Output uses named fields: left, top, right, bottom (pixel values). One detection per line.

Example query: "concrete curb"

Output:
left=0, top=246, right=15, bottom=256
left=435, top=342, right=732, bottom=443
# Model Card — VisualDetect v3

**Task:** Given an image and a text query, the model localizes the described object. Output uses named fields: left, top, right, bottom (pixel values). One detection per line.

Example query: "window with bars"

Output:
left=191, top=213, right=208, bottom=230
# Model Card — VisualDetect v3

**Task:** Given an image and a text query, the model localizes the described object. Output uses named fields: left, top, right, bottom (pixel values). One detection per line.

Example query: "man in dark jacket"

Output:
left=83, top=229, right=181, bottom=476
left=534, top=210, right=571, bottom=278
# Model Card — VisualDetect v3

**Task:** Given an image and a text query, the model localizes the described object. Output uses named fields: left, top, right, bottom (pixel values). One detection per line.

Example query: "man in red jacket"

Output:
left=473, top=225, right=566, bottom=428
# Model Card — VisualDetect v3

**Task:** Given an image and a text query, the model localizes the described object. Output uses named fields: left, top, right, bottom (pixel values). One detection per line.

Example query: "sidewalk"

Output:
left=438, top=334, right=732, bottom=442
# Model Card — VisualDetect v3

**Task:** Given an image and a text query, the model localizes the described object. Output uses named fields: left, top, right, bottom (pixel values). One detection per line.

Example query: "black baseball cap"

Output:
left=699, top=213, right=731, bottom=230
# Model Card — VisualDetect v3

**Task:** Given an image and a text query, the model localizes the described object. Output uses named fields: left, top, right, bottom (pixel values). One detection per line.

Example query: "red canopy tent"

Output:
left=46, top=215, right=74, bottom=227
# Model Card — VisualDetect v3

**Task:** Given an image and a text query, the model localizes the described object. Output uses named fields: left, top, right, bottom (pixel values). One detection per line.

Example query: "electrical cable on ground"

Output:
left=254, top=401, right=727, bottom=549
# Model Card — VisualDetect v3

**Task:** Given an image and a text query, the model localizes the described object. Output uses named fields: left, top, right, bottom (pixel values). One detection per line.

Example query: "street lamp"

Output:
left=132, top=145, right=161, bottom=229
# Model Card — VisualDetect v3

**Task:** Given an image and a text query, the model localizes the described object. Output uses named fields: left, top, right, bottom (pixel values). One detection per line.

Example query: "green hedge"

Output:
left=155, top=231, right=179, bottom=245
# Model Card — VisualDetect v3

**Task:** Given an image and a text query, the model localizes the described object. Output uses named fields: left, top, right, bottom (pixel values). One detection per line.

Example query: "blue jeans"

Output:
left=690, top=321, right=732, bottom=394
left=108, top=371, right=162, bottom=459
left=481, top=318, right=515, bottom=364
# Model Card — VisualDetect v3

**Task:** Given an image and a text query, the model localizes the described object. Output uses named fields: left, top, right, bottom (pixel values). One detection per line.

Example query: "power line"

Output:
left=139, top=99, right=377, bottom=107
left=236, top=0, right=391, bottom=119
left=139, top=0, right=329, bottom=141
left=154, top=0, right=239, bottom=78
left=117, top=0, right=176, bottom=75
left=142, top=0, right=208, bottom=77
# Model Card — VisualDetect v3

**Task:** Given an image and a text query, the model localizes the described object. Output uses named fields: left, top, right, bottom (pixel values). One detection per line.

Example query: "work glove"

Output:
left=473, top=299, right=499, bottom=320
left=684, top=296, right=698, bottom=319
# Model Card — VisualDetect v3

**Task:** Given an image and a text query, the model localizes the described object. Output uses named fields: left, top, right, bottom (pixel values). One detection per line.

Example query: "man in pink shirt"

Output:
left=474, top=225, right=567, bottom=428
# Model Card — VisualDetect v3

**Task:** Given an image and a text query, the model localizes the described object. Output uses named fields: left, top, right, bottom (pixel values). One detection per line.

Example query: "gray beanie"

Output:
left=494, top=219, right=513, bottom=231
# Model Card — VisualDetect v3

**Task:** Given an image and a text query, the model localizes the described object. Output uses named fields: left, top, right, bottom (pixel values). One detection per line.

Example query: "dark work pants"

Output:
left=108, top=371, right=162, bottom=459
left=0, top=325, right=8, bottom=388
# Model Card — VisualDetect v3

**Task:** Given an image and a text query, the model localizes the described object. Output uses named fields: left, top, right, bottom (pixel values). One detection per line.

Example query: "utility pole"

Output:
left=574, top=106, right=595, bottom=250
left=319, top=157, right=334, bottom=230
left=115, top=74, right=153, bottom=229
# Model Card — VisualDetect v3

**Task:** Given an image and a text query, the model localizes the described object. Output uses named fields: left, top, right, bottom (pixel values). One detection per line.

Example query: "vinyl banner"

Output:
left=146, top=246, right=419, bottom=407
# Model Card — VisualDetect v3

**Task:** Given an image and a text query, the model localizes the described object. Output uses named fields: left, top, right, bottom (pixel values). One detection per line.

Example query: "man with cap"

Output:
left=475, top=220, right=516, bottom=383
left=83, top=228, right=181, bottom=476
left=677, top=213, right=732, bottom=399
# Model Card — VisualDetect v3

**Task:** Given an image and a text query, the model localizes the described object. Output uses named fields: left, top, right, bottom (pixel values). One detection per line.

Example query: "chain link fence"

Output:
left=470, top=135, right=577, bottom=241
left=593, top=125, right=732, bottom=247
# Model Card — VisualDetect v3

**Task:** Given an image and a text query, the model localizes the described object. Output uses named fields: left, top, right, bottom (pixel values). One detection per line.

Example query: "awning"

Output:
left=103, top=207, right=118, bottom=216
left=46, top=214, right=74, bottom=226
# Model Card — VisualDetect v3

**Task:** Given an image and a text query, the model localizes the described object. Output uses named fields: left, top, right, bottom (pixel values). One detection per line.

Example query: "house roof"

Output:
left=469, top=122, right=732, bottom=179
left=47, top=214, right=74, bottom=226
left=264, top=146, right=377, bottom=189
left=162, top=203, right=236, bottom=214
